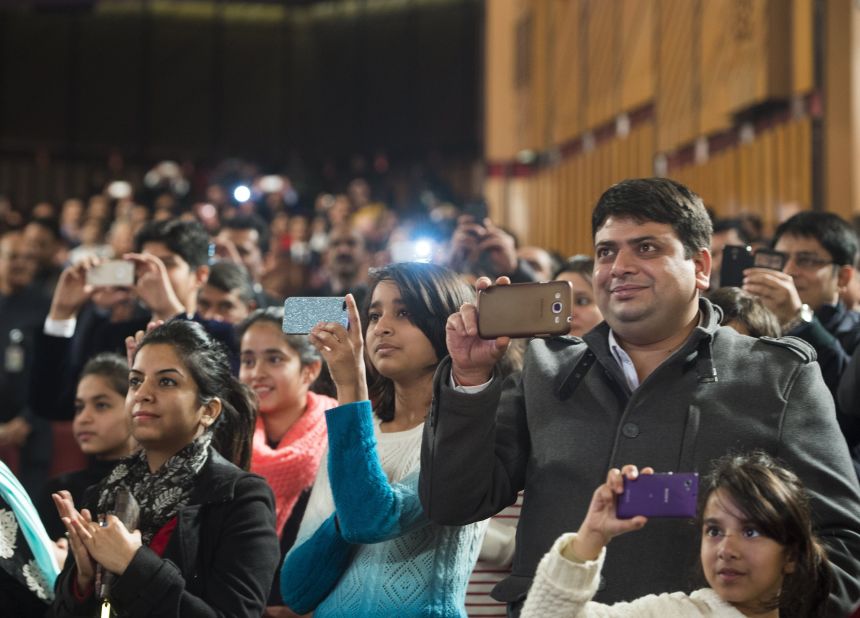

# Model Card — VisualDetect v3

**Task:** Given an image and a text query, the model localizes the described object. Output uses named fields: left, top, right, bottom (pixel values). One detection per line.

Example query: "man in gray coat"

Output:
left=419, top=178, right=860, bottom=617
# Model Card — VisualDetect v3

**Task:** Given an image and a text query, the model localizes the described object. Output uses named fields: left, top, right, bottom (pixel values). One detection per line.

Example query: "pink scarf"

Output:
left=251, top=391, right=337, bottom=537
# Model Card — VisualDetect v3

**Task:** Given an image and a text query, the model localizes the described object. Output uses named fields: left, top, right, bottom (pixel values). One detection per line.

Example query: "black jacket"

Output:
left=53, top=449, right=280, bottom=617
left=420, top=298, right=860, bottom=616
left=787, top=302, right=860, bottom=448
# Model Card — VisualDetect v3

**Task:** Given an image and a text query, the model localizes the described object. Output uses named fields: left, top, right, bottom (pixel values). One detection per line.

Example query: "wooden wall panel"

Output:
left=656, top=0, right=699, bottom=151
left=699, top=0, right=736, bottom=136
left=618, top=0, right=655, bottom=112
left=585, top=0, right=618, bottom=129
left=484, top=0, right=520, bottom=160
left=792, top=0, right=814, bottom=94
left=550, top=0, right=583, bottom=145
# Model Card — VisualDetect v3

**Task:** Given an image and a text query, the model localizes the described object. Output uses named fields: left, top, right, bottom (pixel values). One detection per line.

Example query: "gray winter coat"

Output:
left=419, top=298, right=860, bottom=617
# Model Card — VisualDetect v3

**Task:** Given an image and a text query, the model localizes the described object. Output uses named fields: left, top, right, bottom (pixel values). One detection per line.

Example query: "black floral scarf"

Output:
left=96, top=433, right=212, bottom=544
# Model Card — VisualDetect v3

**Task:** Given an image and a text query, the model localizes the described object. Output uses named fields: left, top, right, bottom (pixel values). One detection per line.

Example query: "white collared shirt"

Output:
left=608, top=330, right=640, bottom=391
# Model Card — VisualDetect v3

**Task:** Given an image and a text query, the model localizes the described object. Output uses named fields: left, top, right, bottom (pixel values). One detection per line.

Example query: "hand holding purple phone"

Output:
left=568, top=465, right=654, bottom=562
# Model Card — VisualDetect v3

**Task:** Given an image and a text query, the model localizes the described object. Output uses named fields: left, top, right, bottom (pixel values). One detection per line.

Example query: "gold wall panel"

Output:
left=618, top=0, right=655, bottom=112
left=656, top=0, right=699, bottom=151
left=585, top=0, right=618, bottom=129
left=550, top=0, right=583, bottom=145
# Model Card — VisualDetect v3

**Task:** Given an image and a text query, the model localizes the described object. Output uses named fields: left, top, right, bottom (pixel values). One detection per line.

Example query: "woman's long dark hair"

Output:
left=362, top=262, right=473, bottom=422
left=134, top=320, right=256, bottom=470
left=697, top=451, right=832, bottom=618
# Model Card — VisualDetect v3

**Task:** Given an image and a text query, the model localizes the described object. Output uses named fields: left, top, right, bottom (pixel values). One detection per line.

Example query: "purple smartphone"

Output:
left=616, top=472, right=698, bottom=519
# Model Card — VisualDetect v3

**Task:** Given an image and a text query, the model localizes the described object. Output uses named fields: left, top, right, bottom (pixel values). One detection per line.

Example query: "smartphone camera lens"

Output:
left=551, top=301, right=563, bottom=314
left=684, top=479, right=693, bottom=490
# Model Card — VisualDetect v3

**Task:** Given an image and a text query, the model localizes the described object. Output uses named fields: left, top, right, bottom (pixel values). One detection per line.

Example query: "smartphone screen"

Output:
left=477, top=281, right=572, bottom=339
left=282, top=297, right=348, bottom=334
left=616, top=472, right=698, bottom=519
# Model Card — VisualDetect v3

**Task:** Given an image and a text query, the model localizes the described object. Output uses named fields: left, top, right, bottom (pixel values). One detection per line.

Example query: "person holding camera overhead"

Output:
left=419, top=178, right=860, bottom=617
left=742, top=211, right=860, bottom=473
left=280, top=262, right=487, bottom=617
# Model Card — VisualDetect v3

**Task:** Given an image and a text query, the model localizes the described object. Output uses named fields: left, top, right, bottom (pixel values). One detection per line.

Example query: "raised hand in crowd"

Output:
left=49, top=257, right=135, bottom=323
left=445, top=275, right=511, bottom=386
left=446, top=216, right=519, bottom=278
left=124, top=252, right=186, bottom=321
left=308, top=293, right=367, bottom=404
left=124, top=320, right=165, bottom=367
left=742, top=267, right=804, bottom=327
left=48, top=258, right=99, bottom=321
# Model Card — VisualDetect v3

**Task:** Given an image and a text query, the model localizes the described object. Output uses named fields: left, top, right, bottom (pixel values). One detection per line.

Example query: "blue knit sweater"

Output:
left=281, top=401, right=487, bottom=617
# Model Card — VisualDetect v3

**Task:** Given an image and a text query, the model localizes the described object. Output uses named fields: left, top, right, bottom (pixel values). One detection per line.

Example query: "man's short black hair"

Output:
left=772, top=211, right=859, bottom=267
left=591, top=178, right=712, bottom=258
left=712, top=218, right=750, bottom=244
left=206, top=260, right=255, bottom=306
left=134, top=219, right=211, bottom=269
left=220, top=215, right=270, bottom=255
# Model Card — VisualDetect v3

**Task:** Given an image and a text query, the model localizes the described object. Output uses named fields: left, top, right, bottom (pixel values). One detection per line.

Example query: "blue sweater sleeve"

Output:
left=326, top=401, right=428, bottom=544
left=280, top=514, right=353, bottom=614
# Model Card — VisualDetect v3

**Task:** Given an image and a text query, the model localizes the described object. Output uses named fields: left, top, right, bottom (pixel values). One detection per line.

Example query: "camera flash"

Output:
left=233, top=185, right=251, bottom=203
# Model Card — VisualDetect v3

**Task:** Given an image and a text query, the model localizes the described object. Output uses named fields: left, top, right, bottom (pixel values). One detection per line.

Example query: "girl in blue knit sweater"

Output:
left=281, top=262, right=488, bottom=617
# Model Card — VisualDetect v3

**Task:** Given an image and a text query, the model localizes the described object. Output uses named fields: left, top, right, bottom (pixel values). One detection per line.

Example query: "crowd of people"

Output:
left=0, top=165, right=859, bottom=618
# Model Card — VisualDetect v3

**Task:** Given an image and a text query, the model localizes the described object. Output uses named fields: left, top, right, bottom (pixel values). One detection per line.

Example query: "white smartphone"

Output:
left=86, top=261, right=135, bottom=287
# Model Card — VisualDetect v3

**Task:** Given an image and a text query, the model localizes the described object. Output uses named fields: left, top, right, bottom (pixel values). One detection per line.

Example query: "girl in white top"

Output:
left=522, top=452, right=832, bottom=618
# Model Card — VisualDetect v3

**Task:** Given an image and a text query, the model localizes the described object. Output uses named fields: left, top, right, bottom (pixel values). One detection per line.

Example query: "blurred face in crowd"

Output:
left=518, top=246, right=555, bottom=281
left=841, top=269, right=860, bottom=311
left=23, top=222, right=59, bottom=269
left=73, top=374, right=134, bottom=460
left=594, top=217, right=710, bottom=345
left=60, top=199, right=84, bottom=229
left=197, top=283, right=253, bottom=324
left=141, top=241, right=207, bottom=311
left=240, top=322, right=318, bottom=416
left=775, top=233, right=850, bottom=311
left=0, top=232, right=38, bottom=294
left=555, top=270, right=603, bottom=337
left=710, top=227, right=744, bottom=289
left=326, top=226, right=367, bottom=281
left=217, top=228, right=263, bottom=283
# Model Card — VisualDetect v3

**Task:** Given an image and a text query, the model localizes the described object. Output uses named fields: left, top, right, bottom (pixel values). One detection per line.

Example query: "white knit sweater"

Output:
left=520, top=533, right=746, bottom=617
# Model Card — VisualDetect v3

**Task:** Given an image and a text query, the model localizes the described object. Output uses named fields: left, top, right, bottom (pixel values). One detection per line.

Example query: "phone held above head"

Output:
left=282, top=296, right=349, bottom=334
left=86, top=260, right=135, bottom=287
left=616, top=472, right=698, bottom=519
left=719, top=245, right=787, bottom=288
left=477, top=280, right=572, bottom=339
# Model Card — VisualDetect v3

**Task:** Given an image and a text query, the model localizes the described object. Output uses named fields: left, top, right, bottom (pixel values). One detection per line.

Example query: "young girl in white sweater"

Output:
left=522, top=452, right=832, bottom=618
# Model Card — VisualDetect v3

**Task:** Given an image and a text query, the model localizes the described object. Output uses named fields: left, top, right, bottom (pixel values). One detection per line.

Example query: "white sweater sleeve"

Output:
left=520, top=533, right=723, bottom=618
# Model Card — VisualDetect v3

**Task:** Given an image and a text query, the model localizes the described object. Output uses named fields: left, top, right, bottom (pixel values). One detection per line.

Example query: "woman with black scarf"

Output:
left=51, top=320, right=279, bottom=617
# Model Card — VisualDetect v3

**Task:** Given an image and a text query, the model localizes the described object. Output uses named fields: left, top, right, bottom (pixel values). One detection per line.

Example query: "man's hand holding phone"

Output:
left=124, top=253, right=187, bottom=321
left=446, top=276, right=511, bottom=387
left=742, top=267, right=803, bottom=326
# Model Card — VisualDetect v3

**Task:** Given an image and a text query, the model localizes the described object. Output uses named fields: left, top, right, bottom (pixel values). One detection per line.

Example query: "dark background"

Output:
left=0, top=0, right=481, bottom=182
